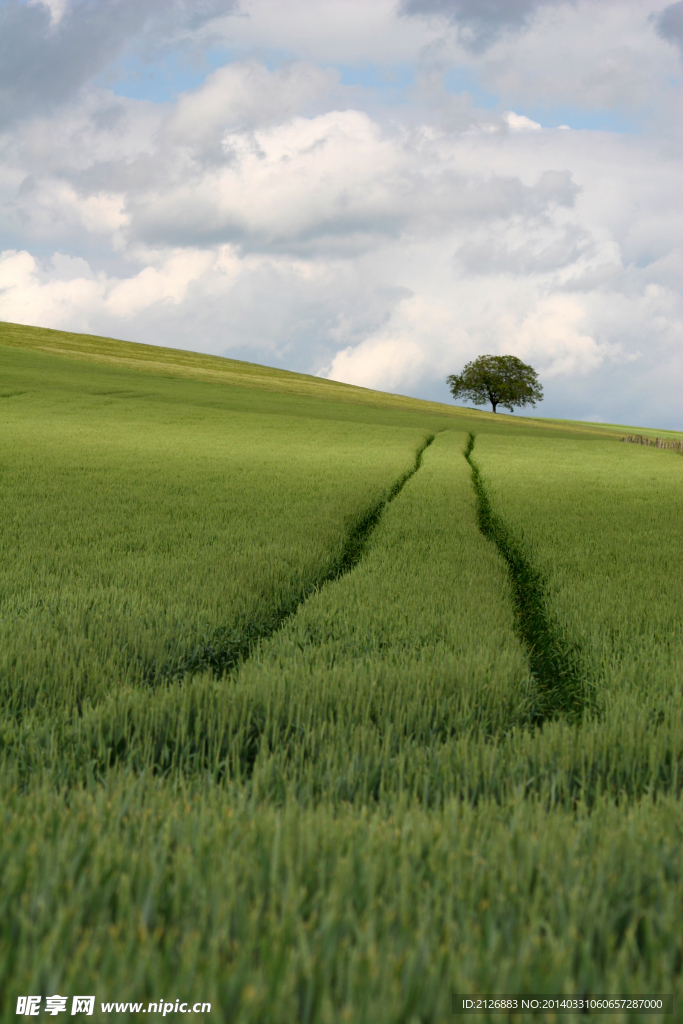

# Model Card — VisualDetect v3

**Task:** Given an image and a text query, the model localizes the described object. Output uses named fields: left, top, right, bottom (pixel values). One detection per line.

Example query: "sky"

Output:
left=0, top=0, right=682, bottom=426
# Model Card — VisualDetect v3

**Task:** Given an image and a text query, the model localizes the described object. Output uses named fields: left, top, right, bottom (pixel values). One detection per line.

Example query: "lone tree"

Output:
left=447, top=354, right=543, bottom=414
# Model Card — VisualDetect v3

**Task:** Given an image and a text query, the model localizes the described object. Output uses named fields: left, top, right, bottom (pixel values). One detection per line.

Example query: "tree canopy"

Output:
left=447, top=355, right=543, bottom=414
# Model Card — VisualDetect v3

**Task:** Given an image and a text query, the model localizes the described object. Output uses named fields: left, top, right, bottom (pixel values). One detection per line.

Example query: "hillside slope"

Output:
left=1, top=318, right=636, bottom=436
left=1, top=318, right=472, bottom=417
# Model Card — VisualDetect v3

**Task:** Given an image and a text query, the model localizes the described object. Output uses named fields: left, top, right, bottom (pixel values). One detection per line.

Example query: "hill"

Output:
left=2, top=318, right=642, bottom=436
left=1, top=318, right=477, bottom=416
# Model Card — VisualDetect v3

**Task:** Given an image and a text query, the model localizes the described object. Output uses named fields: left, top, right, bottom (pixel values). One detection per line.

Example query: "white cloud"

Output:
left=131, top=109, right=404, bottom=249
left=325, top=294, right=460, bottom=388
left=505, top=111, right=542, bottom=130
left=28, top=0, right=70, bottom=27
left=0, top=249, right=101, bottom=331
left=166, top=61, right=338, bottom=145
left=0, top=246, right=242, bottom=327
left=104, top=250, right=216, bottom=317
left=0, top=1, right=239, bottom=128
left=0, top=0, right=681, bottom=428
left=12, top=180, right=128, bottom=240
left=327, top=336, right=428, bottom=391
left=322, top=278, right=646, bottom=398
left=210, top=0, right=441, bottom=65
left=410, top=0, right=681, bottom=117
left=503, top=295, right=631, bottom=376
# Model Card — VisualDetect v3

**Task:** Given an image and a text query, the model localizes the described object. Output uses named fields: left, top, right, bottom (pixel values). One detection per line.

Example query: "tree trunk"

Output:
left=491, top=402, right=497, bottom=413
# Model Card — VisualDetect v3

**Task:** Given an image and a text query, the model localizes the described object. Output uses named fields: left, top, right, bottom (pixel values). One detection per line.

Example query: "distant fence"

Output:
left=621, top=434, right=683, bottom=453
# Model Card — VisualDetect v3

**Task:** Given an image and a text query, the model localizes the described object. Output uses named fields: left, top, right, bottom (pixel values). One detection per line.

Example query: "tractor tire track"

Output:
left=464, top=433, right=593, bottom=725
left=142, top=433, right=436, bottom=686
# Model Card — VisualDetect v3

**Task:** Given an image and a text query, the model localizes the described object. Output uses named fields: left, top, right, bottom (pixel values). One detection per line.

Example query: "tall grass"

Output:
left=2, top=329, right=683, bottom=1021
left=0, top=346, right=432, bottom=719
left=464, top=433, right=589, bottom=724
left=475, top=433, right=683, bottom=717
left=2, top=781, right=682, bottom=1022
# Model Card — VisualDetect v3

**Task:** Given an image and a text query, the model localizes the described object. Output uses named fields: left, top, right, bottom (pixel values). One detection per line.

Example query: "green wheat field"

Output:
left=1, top=319, right=682, bottom=1023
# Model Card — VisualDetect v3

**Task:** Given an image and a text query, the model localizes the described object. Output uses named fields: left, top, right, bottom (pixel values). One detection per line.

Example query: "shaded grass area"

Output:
left=464, top=433, right=592, bottom=725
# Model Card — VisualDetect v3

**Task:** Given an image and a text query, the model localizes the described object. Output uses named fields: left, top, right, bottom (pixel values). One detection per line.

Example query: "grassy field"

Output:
left=1, top=322, right=683, bottom=1022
